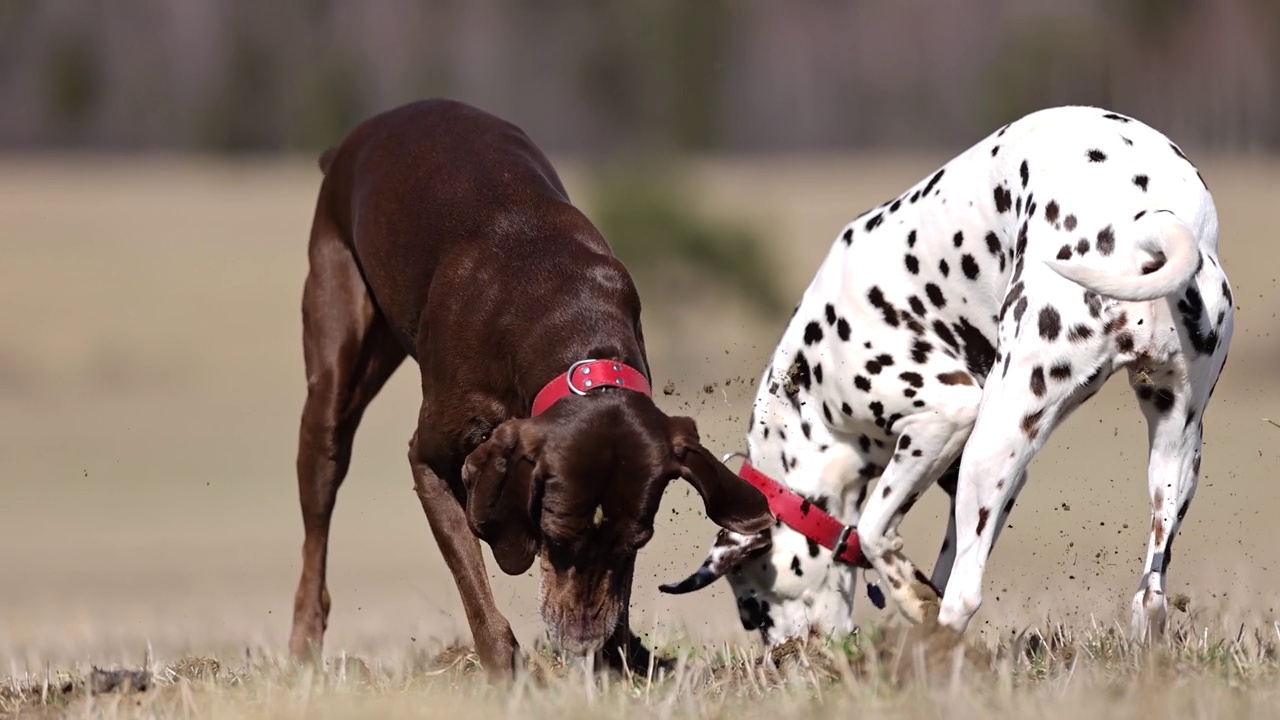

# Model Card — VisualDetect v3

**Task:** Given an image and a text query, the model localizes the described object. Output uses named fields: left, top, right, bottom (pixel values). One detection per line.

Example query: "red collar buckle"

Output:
left=726, top=452, right=864, bottom=566
left=531, top=359, right=652, bottom=416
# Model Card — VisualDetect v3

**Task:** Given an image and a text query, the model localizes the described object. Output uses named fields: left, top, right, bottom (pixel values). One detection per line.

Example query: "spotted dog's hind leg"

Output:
left=1128, top=282, right=1232, bottom=641
left=1129, top=370, right=1204, bottom=642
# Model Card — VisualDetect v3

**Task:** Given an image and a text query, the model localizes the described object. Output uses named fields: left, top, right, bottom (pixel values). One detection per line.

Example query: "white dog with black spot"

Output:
left=661, top=105, right=1233, bottom=647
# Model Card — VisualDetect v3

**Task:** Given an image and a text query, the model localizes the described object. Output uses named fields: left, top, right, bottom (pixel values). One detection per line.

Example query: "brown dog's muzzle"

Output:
left=537, top=553, right=631, bottom=656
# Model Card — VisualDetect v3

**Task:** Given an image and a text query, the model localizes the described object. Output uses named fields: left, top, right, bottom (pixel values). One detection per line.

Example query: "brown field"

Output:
left=1, top=153, right=1278, bottom=717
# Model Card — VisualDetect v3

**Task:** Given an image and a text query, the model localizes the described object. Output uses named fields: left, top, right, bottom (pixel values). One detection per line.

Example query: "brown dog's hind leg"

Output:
left=289, top=214, right=406, bottom=661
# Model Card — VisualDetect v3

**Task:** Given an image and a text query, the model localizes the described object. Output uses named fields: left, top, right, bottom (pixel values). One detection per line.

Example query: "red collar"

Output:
left=734, top=457, right=864, bottom=566
left=530, top=359, right=652, bottom=416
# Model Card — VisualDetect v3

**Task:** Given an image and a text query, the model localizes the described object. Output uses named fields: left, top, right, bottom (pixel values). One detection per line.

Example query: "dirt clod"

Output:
left=781, top=359, right=802, bottom=397
left=170, top=656, right=220, bottom=681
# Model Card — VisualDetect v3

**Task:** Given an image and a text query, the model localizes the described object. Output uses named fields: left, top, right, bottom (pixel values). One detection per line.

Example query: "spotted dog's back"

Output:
left=664, top=105, right=1230, bottom=645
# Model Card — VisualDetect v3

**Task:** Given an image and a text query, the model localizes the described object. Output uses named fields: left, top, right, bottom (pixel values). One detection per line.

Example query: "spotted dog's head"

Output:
left=721, top=495, right=863, bottom=646
left=661, top=371, right=870, bottom=646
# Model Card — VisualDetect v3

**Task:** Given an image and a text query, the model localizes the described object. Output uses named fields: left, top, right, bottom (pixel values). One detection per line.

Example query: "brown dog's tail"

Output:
left=317, top=146, right=338, bottom=176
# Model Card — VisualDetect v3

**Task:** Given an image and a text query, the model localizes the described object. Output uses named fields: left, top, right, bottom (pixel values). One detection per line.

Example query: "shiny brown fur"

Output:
left=287, top=98, right=772, bottom=679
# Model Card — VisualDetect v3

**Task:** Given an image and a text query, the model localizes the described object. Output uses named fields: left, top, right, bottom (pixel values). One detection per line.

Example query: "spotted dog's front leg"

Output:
left=855, top=381, right=980, bottom=624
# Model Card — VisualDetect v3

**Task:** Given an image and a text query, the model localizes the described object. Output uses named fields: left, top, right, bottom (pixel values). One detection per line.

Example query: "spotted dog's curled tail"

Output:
left=1044, top=210, right=1200, bottom=302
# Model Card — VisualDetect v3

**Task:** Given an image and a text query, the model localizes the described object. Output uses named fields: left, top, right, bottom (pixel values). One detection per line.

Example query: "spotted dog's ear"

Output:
left=658, top=526, right=773, bottom=595
left=461, top=418, right=546, bottom=575
left=666, top=416, right=773, bottom=535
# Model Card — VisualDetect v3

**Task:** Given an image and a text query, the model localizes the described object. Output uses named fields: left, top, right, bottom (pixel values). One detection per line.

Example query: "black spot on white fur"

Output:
left=1084, top=290, right=1102, bottom=318
left=1096, top=225, right=1116, bottom=255
left=1038, top=306, right=1062, bottom=341
left=922, top=169, right=945, bottom=196
left=867, top=287, right=900, bottom=327
left=985, top=231, right=1001, bottom=256
left=994, top=185, right=1013, bottom=213
left=1177, top=285, right=1220, bottom=356
left=803, top=322, right=823, bottom=345
left=911, top=340, right=933, bottom=364
left=1024, top=366, right=1044, bottom=394
left=925, top=283, right=945, bottom=309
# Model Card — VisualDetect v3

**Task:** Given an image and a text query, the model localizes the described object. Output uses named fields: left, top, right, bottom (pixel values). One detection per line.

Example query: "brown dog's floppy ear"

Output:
left=668, top=416, right=774, bottom=536
left=461, top=419, right=544, bottom=575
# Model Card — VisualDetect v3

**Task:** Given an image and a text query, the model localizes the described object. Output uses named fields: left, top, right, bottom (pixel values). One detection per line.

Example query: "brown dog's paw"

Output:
left=606, top=633, right=673, bottom=678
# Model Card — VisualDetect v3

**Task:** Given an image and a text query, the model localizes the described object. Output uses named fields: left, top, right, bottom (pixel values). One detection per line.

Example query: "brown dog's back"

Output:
left=313, top=99, right=627, bottom=360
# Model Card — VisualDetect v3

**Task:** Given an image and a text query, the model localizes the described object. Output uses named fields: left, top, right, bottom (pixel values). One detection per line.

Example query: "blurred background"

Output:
left=4, top=0, right=1279, bottom=153
left=2, top=0, right=1278, bottom=669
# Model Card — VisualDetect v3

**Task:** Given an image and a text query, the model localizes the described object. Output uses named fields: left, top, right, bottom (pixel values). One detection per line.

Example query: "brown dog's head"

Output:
left=461, top=389, right=773, bottom=656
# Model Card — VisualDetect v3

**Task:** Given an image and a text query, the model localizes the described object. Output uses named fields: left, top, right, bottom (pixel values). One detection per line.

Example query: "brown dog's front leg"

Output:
left=409, top=440, right=521, bottom=680
left=600, top=569, right=671, bottom=676
left=602, top=618, right=660, bottom=676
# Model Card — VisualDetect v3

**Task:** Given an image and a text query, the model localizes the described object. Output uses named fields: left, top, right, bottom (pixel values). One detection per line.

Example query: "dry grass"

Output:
left=4, top=617, right=1280, bottom=719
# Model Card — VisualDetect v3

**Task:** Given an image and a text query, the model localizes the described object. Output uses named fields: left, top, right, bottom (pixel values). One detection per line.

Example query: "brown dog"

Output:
left=287, top=98, right=774, bottom=677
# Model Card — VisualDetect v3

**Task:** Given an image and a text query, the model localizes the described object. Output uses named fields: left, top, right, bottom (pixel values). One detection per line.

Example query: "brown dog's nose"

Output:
left=544, top=599, right=620, bottom=658
left=554, top=630, right=609, bottom=658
